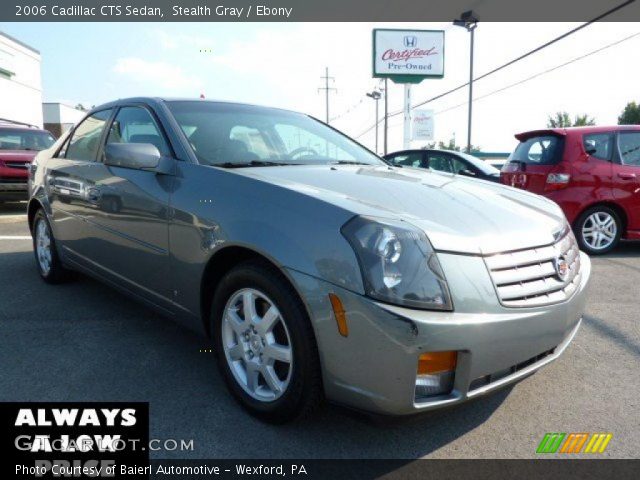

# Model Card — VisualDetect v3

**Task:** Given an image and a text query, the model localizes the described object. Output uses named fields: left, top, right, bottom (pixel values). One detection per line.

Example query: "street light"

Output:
left=453, top=10, right=479, bottom=154
left=366, top=90, right=382, bottom=154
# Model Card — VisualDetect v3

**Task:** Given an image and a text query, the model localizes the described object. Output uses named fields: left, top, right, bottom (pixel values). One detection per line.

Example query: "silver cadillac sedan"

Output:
left=28, top=98, right=590, bottom=423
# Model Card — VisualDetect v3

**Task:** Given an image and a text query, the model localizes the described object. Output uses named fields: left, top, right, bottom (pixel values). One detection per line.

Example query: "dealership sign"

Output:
left=373, top=29, right=445, bottom=83
left=412, top=109, right=434, bottom=141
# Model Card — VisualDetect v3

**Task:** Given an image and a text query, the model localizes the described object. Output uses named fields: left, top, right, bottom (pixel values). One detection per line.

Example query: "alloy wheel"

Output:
left=581, top=211, right=617, bottom=251
left=35, top=218, right=52, bottom=275
left=221, top=288, right=293, bottom=402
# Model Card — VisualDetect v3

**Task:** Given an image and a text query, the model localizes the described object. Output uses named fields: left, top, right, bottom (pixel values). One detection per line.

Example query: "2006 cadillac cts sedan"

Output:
left=28, top=98, right=591, bottom=423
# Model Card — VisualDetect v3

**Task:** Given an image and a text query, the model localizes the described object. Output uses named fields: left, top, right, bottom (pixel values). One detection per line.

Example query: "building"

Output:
left=43, top=103, right=86, bottom=138
left=0, top=31, right=43, bottom=128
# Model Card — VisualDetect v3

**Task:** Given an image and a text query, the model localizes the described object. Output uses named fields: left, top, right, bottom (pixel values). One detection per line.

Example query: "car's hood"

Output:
left=0, top=150, right=37, bottom=162
left=238, top=164, right=566, bottom=255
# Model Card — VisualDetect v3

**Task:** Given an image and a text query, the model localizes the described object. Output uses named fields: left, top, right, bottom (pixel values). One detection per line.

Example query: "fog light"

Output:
left=415, top=351, right=457, bottom=399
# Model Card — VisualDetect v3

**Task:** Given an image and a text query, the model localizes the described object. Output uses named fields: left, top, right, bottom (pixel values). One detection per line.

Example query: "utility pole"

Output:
left=366, top=89, right=382, bottom=154
left=318, top=67, right=336, bottom=124
left=383, top=79, right=388, bottom=155
left=454, top=11, right=479, bottom=153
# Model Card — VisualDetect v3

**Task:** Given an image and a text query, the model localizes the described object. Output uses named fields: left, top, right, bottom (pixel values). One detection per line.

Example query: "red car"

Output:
left=0, top=121, right=55, bottom=203
left=501, top=126, right=640, bottom=254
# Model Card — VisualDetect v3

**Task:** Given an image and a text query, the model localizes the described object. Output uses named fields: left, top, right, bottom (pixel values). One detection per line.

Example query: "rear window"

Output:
left=0, top=128, right=55, bottom=151
left=509, top=135, right=564, bottom=166
left=618, top=132, right=640, bottom=166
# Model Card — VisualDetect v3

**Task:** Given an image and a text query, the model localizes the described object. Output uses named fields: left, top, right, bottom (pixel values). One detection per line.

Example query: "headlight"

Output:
left=341, top=216, right=452, bottom=310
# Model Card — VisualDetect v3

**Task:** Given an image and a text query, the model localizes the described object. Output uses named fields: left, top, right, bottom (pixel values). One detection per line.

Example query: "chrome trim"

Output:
left=485, top=232, right=582, bottom=308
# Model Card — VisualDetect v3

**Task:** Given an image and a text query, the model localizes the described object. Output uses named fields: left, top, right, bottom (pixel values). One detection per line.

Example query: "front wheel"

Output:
left=32, top=209, right=74, bottom=283
left=574, top=206, right=622, bottom=255
left=211, top=260, right=323, bottom=423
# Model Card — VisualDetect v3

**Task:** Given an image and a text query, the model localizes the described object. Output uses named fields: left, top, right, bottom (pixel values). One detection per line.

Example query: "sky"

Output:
left=1, top=21, right=639, bottom=153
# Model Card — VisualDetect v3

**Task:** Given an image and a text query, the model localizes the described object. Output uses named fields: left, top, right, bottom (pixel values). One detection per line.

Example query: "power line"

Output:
left=432, top=30, right=640, bottom=116
left=318, top=67, right=336, bottom=124
left=330, top=98, right=365, bottom=122
left=354, top=0, right=635, bottom=138
left=357, top=29, right=640, bottom=141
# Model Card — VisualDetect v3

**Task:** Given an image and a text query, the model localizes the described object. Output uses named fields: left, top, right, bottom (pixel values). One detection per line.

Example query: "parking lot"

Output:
left=0, top=201, right=638, bottom=459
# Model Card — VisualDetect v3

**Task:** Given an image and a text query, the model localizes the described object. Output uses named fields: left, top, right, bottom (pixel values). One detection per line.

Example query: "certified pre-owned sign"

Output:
left=373, top=29, right=445, bottom=83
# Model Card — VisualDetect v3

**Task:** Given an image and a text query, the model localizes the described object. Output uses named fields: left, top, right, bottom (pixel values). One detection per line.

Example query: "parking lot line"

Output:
left=0, top=236, right=31, bottom=240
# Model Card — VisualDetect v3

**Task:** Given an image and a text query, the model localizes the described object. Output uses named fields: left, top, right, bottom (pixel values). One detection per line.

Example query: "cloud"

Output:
left=147, top=28, right=214, bottom=51
left=112, top=57, right=203, bottom=93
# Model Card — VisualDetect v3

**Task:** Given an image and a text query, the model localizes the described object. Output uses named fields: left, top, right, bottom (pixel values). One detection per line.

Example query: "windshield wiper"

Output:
left=329, top=160, right=373, bottom=166
left=217, top=160, right=299, bottom=168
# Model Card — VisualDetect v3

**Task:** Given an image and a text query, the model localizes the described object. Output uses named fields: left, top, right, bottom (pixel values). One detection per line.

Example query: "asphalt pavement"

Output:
left=0, top=201, right=638, bottom=459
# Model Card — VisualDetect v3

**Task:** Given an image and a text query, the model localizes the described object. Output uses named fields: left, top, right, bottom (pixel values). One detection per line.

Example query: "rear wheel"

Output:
left=211, top=260, right=323, bottom=423
left=574, top=206, right=621, bottom=255
left=32, top=209, right=74, bottom=283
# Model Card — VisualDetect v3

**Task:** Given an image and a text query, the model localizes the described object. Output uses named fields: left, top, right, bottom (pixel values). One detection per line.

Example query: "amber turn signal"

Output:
left=417, top=351, right=458, bottom=375
left=328, top=293, right=348, bottom=337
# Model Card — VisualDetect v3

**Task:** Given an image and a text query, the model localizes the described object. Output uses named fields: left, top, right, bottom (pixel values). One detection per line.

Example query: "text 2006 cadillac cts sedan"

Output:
left=28, top=98, right=590, bottom=423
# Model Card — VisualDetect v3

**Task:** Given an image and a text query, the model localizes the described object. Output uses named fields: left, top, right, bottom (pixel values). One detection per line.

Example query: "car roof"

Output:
left=88, top=97, right=303, bottom=116
left=0, top=124, right=50, bottom=133
left=515, top=125, right=640, bottom=141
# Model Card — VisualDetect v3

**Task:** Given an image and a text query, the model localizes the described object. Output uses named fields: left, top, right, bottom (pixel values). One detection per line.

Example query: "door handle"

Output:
left=618, top=172, right=637, bottom=180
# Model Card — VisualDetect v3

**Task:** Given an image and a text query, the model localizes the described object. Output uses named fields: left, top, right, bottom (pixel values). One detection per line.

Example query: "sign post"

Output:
left=373, top=29, right=444, bottom=149
left=403, top=84, right=412, bottom=149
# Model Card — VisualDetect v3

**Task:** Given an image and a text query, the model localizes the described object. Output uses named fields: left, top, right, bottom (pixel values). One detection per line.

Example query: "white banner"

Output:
left=412, top=109, right=434, bottom=141
left=373, top=29, right=445, bottom=79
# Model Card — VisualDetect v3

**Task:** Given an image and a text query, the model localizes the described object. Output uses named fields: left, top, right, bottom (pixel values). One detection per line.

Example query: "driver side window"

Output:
left=427, top=153, right=453, bottom=173
left=274, top=123, right=356, bottom=161
left=65, top=110, right=112, bottom=162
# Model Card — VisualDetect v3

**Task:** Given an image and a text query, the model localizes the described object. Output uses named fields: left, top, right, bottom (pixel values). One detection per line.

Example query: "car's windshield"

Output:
left=166, top=101, right=384, bottom=167
left=454, top=151, right=500, bottom=175
left=0, top=129, right=55, bottom=151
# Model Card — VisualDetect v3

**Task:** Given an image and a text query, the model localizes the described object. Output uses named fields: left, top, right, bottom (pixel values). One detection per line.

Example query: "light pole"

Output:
left=454, top=10, right=479, bottom=154
left=366, top=90, right=382, bottom=154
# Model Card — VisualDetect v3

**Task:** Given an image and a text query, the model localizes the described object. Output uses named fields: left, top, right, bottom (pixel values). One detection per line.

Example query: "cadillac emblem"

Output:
left=554, top=255, right=570, bottom=281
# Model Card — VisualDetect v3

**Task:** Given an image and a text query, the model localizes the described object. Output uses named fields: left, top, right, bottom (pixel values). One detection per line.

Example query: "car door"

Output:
left=46, top=109, right=114, bottom=260
left=449, top=154, right=481, bottom=178
left=80, top=104, right=175, bottom=305
left=613, top=130, right=640, bottom=231
left=386, top=151, right=426, bottom=169
left=425, top=151, right=454, bottom=174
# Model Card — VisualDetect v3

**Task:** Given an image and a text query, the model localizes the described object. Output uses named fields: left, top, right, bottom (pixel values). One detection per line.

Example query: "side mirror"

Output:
left=104, top=143, right=161, bottom=171
left=460, top=169, right=477, bottom=177
left=585, top=146, right=598, bottom=156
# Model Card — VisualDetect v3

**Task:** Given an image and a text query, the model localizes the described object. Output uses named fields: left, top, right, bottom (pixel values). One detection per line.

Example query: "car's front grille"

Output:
left=0, top=177, right=27, bottom=183
left=4, top=161, right=29, bottom=170
left=485, top=231, right=581, bottom=308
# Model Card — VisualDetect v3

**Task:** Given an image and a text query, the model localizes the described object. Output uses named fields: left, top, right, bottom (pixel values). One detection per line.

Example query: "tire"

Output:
left=32, top=209, right=74, bottom=283
left=574, top=205, right=622, bottom=255
left=210, top=260, right=323, bottom=423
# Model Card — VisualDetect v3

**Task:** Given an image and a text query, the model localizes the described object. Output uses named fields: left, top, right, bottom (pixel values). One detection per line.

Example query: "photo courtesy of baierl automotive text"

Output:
left=0, top=0, right=639, bottom=478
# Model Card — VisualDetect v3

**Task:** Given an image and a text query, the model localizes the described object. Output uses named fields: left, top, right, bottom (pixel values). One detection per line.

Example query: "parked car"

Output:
left=501, top=126, right=640, bottom=254
left=383, top=149, right=501, bottom=182
left=29, top=98, right=590, bottom=422
left=0, top=121, right=55, bottom=203
left=485, top=158, right=507, bottom=171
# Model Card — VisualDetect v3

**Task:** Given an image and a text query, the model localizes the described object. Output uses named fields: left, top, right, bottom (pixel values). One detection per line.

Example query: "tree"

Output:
left=573, top=114, right=596, bottom=126
left=618, top=101, right=640, bottom=125
left=547, top=111, right=595, bottom=128
left=547, top=112, right=572, bottom=128
left=425, top=137, right=481, bottom=154
left=74, top=103, right=87, bottom=111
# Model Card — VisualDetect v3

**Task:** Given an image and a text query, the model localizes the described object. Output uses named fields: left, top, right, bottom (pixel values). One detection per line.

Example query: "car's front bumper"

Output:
left=0, top=181, right=28, bottom=200
left=287, top=251, right=591, bottom=415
